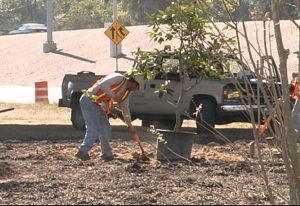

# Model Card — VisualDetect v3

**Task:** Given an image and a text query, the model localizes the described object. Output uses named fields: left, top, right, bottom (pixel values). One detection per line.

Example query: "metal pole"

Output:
left=43, top=0, right=56, bottom=53
left=112, top=0, right=121, bottom=71
left=113, top=0, right=117, bottom=21
left=110, top=0, right=122, bottom=59
left=47, top=0, right=53, bottom=43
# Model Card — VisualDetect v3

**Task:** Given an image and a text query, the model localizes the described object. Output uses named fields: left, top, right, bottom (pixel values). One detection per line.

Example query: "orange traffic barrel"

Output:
left=35, top=81, right=49, bottom=103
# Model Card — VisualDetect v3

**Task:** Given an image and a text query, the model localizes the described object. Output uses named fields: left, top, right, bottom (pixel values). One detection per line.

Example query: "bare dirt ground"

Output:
left=0, top=102, right=289, bottom=205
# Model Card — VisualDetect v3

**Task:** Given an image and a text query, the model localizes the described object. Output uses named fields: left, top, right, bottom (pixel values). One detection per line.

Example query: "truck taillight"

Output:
left=223, top=89, right=240, bottom=101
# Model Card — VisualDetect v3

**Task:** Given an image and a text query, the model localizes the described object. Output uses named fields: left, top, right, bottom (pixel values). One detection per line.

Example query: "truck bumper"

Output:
left=215, top=104, right=269, bottom=124
left=220, top=105, right=269, bottom=114
left=58, top=98, right=71, bottom=108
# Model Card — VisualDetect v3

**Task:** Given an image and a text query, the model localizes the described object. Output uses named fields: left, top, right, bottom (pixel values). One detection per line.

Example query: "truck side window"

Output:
left=162, top=58, right=180, bottom=81
left=225, top=59, right=255, bottom=80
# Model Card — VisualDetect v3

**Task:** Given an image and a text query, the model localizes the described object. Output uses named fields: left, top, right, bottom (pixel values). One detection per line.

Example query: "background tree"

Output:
left=0, top=0, right=46, bottom=31
left=250, top=0, right=299, bottom=20
left=120, top=0, right=172, bottom=25
left=0, top=0, right=173, bottom=32
left=207, top=0, right=252, bottom=21
left=54, top=0, right=111, bottom=30
left=1, top=0, right=300, bottom=33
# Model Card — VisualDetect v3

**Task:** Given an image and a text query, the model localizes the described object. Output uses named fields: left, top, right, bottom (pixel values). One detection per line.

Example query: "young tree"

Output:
left=271, top=1, right=300, bottom=203
left=197, top=0, right=300, bottom=204
left=131, top=0, right=234, bottom=132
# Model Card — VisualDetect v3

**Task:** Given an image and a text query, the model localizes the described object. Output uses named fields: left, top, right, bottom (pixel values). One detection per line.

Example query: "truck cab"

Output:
left=129, top=53, right=281, bottom=132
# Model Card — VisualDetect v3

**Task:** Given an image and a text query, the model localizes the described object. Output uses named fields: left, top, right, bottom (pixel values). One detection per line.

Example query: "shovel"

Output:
left=131, top=131, right=149, bottom=161
left=111, top=106, right=149, bottom=160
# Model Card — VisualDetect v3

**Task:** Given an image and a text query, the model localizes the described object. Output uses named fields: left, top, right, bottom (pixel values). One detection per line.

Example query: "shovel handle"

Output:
left=131, top=130, right=142, bottom=144
left=131, top=130, right=146, bottom=154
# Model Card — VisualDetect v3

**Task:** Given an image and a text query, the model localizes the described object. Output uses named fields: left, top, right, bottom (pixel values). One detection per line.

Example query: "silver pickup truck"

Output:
left=59, top=55, right=281, bottom=133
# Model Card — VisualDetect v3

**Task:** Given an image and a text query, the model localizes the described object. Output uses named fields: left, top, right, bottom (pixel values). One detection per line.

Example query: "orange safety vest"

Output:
left=292, top=79, right=299, bottom=100
left=83, top=77, right=130, bottom=114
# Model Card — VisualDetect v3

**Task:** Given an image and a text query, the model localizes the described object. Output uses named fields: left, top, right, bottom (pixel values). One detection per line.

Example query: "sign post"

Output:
left=111, top=0, right=120, bottom=57
left=104, top=21, right=129, bottom=72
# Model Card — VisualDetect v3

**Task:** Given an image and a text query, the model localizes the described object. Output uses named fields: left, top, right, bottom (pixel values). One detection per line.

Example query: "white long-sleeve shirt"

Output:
left=88, top=73, right=132, bottom=125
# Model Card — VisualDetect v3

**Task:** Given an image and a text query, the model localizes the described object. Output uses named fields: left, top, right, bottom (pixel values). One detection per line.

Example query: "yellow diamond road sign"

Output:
left=104, top=21, right=129, bottom=45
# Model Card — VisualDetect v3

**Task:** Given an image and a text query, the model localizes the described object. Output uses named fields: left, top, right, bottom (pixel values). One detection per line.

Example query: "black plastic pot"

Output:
left=156, top=129, right=197, bottom=161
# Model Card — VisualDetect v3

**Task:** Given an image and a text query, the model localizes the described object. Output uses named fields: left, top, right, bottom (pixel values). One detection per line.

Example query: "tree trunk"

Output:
left=271, top=0, right=300, bottom=204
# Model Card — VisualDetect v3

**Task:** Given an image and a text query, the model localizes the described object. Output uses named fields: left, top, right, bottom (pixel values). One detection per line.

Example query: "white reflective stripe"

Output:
left=35, top=88, right=48, bottom=91
left=36, top=96, right=48, bottom=98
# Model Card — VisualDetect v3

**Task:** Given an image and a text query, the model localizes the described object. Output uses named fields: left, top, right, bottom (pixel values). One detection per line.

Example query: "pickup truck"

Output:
left=58, top=54, right=282, bottom=133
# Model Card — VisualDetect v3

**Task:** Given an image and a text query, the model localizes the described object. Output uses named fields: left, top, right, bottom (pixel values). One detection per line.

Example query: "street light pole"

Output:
left=113, top=0, right=117, bottom=21
left=110, top=0, right=122, bottom=58
left=43, top=0, right=57, bottom=53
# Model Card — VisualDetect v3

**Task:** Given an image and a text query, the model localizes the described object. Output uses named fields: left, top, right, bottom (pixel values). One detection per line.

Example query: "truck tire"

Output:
left=71, top=102, right=85, bottom=131
left=195, top=99, right=216, bottom=134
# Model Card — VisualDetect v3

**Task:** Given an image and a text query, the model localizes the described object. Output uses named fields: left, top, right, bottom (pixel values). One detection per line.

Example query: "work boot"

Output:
left=101, top=154, right=114, bottom=162
left=75, top=150, right=90, bottom=161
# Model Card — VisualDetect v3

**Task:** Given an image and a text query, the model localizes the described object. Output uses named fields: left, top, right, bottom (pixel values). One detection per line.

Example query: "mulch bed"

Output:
left=0, top=136, right=289, bottom=205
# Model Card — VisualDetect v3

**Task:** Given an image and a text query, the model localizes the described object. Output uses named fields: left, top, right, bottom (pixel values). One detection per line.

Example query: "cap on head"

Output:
left=128, top=75, right=144, bottom=92
left=128, top=77, right=139, bottom=89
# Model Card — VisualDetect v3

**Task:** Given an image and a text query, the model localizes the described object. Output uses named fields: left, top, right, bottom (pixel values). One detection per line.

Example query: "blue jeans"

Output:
left=79, top=95, right=113, bottom=157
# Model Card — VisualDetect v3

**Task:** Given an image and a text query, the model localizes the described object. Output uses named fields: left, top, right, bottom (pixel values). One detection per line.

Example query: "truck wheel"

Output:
left=195, top=99, right=216, bottom=134
left=71, top=103, right=85, bottom=131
